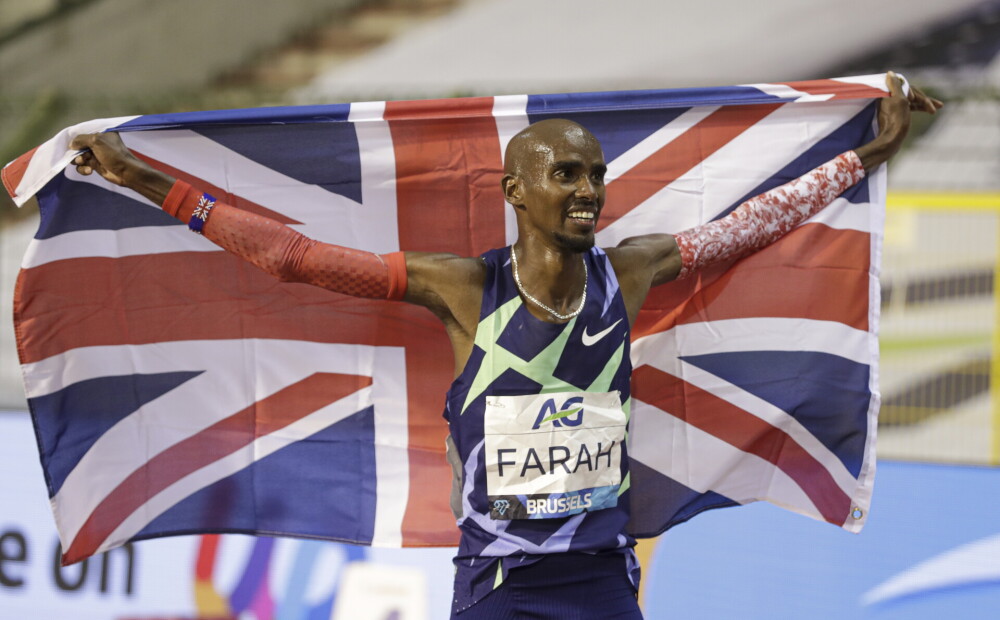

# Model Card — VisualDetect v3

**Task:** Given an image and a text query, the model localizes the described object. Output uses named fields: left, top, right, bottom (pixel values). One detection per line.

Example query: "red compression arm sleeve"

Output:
left=162, top=181, right=407, bottom=300
left=672, top=150, right=865, bottom=279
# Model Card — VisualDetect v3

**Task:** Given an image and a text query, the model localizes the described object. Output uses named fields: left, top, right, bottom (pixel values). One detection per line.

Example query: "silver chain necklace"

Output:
left=510, top=247, right=587, bottom=321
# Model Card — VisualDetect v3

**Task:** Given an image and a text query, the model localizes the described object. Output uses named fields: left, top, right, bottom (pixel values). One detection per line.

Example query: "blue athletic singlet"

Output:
left=444, top=246, right=639, bottom=615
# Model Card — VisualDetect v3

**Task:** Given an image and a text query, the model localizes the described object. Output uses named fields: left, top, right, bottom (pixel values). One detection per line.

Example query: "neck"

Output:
left=511, top=239, right=587, bottom=320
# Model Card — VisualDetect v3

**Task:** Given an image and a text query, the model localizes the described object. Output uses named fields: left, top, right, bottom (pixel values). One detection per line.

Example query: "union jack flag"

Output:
left=3, top=75, right=888, bottom=565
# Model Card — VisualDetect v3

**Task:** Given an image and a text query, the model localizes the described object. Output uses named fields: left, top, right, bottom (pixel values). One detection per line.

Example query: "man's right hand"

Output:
left=70, top=132, right=141, bottom=186
left=70, top=132, right=175, bottom=206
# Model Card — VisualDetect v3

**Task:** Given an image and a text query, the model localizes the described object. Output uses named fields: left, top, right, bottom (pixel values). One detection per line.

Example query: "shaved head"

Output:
left=500, top=119, right=607, bottom=253
left=504, top=119, right=602, bottom=180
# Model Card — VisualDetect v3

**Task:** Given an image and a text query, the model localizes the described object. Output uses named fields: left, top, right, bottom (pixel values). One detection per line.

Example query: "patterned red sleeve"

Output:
left=672, top=150, right=865, bottom=279
left=161, top=181, right=407, bottom=300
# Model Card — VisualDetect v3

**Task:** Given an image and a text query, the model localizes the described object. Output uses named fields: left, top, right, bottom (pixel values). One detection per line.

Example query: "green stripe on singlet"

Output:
left=587, top=341, right=624, bottom=393
left=461, top=297, right=582, bottom=414
left=618, top=471, right=631, bottom=496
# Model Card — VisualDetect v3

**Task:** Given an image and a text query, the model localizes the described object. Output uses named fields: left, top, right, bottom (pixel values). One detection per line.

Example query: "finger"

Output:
left=885, top=71, right=905, bottom=98
left=906, top=84, right=942, bottom=111
left=915, top=98, right=935, bottom=114
left=915, top=93, right=942, bottom=114
left=78, top=165, right=93, bottom=176
left=72, top=151, right=98, bottom=167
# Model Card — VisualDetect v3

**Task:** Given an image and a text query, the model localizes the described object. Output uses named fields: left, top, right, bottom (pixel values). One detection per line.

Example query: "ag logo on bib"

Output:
left=532, top=396, right=584, bottom=429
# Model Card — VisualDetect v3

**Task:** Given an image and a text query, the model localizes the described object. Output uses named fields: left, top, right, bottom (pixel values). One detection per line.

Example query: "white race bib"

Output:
left=483, top=391, right=625, bottom=519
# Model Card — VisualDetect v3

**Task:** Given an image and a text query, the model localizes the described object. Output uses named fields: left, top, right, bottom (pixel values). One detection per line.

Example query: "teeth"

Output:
left=569, top=212, right=595, bottom=220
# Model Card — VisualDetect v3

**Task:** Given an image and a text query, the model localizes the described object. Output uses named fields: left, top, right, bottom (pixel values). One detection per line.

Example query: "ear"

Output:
left=501, top=174, right=525, bottom=209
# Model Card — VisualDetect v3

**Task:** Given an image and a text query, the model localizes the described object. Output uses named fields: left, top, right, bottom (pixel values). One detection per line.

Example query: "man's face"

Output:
left=515, top=129, right=607, bottom=252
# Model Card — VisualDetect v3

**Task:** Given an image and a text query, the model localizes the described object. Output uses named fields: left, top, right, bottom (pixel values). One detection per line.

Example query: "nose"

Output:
left=575, top=176, right=597, bottom=200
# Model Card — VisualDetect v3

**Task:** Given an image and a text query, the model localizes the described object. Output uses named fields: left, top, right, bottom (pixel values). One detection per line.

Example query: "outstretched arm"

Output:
left=160, top=179, right=407, bottom=298
left=70, top=132, right=408, bottom=300
left=607, top=72, right=942, bottom=322
left=671, top=150, right=864, bottom=280
left=70, top=132, right=487, bottom=372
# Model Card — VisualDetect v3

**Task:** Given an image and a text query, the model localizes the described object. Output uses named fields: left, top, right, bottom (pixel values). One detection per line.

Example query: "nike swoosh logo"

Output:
left=581, top=319, right=622, bottom=346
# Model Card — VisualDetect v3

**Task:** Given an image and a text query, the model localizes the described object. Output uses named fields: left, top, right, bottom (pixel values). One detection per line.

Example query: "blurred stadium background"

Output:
left=1, top=1, right=998, bottom=619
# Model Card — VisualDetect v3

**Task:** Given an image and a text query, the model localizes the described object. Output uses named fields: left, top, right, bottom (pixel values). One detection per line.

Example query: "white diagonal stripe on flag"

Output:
left=91, top=384, right=374, bottom=557
left=632, top=317, right=867, bottom=499
left=603, top=106, right=720, bottom=185
left=629, top=399, right=820, bottom=515
left=598, top=99, right=871, bottom=244
left=44, top=339, right=380, bottom=546
left=123, top=128, right=400, bottom=251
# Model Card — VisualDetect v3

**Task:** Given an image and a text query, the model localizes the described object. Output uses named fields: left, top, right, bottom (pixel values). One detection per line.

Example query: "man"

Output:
left=70, top=74, right=940, bottom=618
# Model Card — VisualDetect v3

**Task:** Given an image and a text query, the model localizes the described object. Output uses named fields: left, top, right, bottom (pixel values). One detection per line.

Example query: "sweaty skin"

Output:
left=69, top=73, right=941, bottom=377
